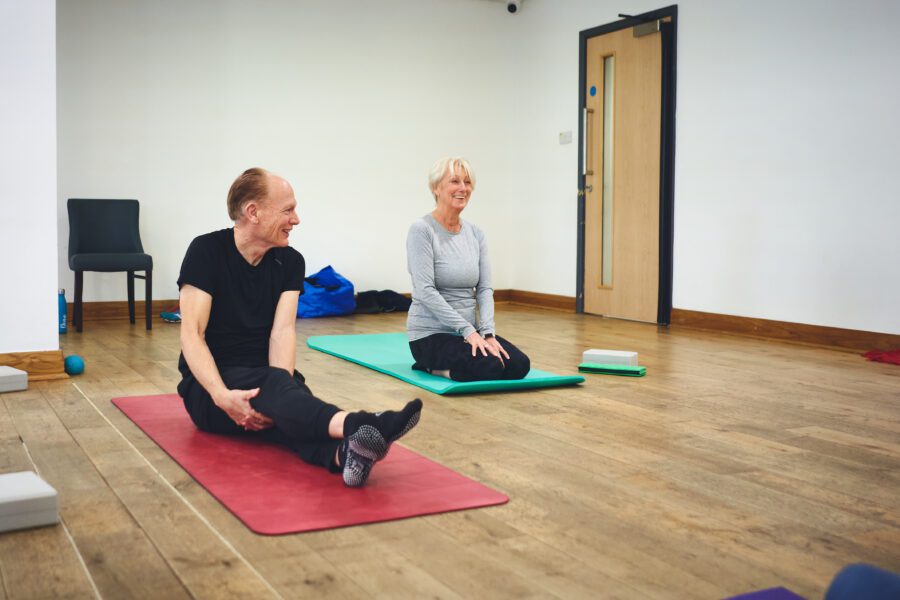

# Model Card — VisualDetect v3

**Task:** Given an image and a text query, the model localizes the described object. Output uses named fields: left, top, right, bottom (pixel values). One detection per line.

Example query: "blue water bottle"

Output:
left=58, top=288, right=67, bottom=334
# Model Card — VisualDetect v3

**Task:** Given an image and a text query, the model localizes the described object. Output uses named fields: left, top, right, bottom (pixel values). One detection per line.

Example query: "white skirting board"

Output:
left=0, top=471, right=59, bottom=533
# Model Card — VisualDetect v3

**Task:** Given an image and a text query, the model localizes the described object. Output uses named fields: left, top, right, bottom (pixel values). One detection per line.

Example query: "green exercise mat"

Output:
left=307, top=333, right=584, bottom=395
left=578, top=362, right=646, bottom=377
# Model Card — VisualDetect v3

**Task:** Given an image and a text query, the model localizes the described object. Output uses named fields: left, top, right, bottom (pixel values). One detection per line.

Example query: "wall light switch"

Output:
left=559, top=130, right=573, bottom=145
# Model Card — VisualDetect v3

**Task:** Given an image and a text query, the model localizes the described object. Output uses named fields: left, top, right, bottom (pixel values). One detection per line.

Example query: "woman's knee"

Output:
left=453, top=355, right=506, bottom=381
left=484, top=358, right=509, bottom=380
left=506, top=354, right=531, bottom=379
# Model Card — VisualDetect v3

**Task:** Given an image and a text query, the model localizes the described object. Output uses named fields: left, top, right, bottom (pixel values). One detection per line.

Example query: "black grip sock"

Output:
left=344, top=398, right=423, bottom=443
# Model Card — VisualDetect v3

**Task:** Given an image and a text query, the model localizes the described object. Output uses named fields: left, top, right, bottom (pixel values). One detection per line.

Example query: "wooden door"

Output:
left=583, top=23, right=663, bottom=322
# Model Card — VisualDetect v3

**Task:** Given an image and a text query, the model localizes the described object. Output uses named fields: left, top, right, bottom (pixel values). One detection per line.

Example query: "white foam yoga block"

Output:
left=582, top=349, right=638, bottom=366
left=0, top=366, right=28, bottom=393
left=0, top=471, right=59, bottom=533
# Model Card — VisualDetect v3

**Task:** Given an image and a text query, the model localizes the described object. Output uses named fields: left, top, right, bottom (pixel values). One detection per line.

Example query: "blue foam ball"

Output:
left=64, top=355, right=85, bottom=375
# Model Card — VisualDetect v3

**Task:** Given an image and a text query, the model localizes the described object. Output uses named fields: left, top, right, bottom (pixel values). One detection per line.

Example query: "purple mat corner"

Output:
left=724, top=587, right=805, bottom=600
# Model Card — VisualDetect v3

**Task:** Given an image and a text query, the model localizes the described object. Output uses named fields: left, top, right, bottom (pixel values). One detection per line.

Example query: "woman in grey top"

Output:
left=406, top=157, right=530, bottom=382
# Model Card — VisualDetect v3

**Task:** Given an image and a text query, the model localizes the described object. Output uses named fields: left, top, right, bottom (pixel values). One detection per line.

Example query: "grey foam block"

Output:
left=0, top=366, right=28, bottom=393
left=0, top=471, right=59, bottom=533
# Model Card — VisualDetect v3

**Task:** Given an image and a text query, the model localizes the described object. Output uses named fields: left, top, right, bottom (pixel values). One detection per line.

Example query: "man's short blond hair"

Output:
left=227, top=167, right=269, bottom=220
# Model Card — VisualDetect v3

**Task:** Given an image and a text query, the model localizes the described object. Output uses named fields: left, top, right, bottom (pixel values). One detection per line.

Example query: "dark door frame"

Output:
left=575, top=5, right=677, bottom=325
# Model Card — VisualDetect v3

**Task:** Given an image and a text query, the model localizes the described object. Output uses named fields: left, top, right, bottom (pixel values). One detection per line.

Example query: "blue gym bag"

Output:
left=296, top=265, right=355, bottom=318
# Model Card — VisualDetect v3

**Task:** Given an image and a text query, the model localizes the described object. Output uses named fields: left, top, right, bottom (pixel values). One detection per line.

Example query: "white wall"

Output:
left=505, top=0, right=900, bottom=335
left=673, top=0, right=900, bottom=334
left=0, top=0, right=58, bottom=354
left=57, top=0, right=900, bottom=335
left=57, top=0, right=521, bottom=303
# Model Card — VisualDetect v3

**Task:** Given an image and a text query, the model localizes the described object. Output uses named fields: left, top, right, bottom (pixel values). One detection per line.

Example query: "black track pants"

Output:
left=409, top=333, right=530, bottom=382
left=178, top=366, right=342, bottom=471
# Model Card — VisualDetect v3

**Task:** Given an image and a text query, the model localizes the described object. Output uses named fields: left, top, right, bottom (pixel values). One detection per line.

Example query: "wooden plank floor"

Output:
left=1, top=306, right=898, bottom=599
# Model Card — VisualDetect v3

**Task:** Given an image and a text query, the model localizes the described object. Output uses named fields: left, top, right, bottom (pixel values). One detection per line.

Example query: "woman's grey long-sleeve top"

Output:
left=406, top=214, right=495, bottom=342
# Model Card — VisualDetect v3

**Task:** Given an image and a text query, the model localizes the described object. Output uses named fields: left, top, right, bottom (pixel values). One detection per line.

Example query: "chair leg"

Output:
left=74, top=271, right=83, bottom=333
left=127, top=271, right=136, bottom=324
left=145, top=269, right=152, bottom=330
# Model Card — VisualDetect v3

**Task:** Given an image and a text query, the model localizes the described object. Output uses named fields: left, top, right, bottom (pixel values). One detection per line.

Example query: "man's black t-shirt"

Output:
left=177, top=228, right=304, bottom=376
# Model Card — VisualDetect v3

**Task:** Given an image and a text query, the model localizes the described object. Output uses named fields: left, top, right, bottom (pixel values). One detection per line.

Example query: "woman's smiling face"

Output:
left=433, top=166, right=473, bottom=212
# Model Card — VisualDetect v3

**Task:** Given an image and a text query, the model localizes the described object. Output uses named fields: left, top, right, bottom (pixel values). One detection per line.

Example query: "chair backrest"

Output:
left=67, top=199, right=145, bottom=256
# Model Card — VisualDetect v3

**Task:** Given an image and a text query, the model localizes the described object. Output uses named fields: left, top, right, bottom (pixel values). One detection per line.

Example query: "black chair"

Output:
left=67, top=199, right=153, bottom=332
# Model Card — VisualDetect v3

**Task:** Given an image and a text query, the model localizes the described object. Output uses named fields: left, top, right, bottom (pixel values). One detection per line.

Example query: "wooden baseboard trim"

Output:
left=76, top=293, right=577, bottom=318
left=493, top=289, right=512, bottom=302
left=671, top=308, right=900, bottom=352
left=64, top=297, right=897, bottom=351
left=0, top=349, right=68, bottom=381
left=67, top=300, right=177, bottom=322
left=495, top=289, right=576, bottom=312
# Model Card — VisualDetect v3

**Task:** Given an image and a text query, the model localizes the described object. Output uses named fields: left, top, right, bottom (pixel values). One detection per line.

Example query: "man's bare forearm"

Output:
left=181, top=329, right=228, bottom=404
left=269, top=328, right=296, bottom=373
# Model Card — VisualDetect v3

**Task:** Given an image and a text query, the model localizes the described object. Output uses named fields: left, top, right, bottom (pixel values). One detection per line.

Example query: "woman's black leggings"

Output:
left=178, top=366, right=342, bottom=471
left=409, top=333, right=530, bottom=382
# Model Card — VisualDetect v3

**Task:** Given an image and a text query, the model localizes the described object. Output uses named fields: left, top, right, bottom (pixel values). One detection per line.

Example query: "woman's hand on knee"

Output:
left=466, top=332, right=505, bottom=365
left=213, top=387, right=273, bottom=431
left=465, top=331, right=489, bottom=357
left=485, top=337, right=511, bottom=362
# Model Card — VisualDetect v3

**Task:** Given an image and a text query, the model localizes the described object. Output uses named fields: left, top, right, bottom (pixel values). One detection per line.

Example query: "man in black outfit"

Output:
left=177, top=167, right=421, bottom=487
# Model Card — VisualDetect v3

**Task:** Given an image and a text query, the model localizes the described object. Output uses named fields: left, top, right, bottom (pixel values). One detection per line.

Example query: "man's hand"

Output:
left=213, top=388, right=273, bottom=431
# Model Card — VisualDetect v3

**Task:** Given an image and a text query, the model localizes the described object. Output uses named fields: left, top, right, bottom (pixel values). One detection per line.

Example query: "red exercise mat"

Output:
left=112, top=394, right=508, bottom=535
left=862, top=349, right=900, bottom=366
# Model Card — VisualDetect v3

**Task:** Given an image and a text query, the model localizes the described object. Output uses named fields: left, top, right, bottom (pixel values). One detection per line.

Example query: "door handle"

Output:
left=582, top=108, right=594, bottom=176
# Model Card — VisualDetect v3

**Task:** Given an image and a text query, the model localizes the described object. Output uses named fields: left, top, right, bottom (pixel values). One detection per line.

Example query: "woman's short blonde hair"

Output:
left=428, top=157, right=476, bottom=200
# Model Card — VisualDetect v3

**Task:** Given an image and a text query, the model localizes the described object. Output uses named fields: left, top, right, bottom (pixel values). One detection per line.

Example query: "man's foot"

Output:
left=342, top=425, right=388, bottom=488
left=344, top=399, right=423, bottom=443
